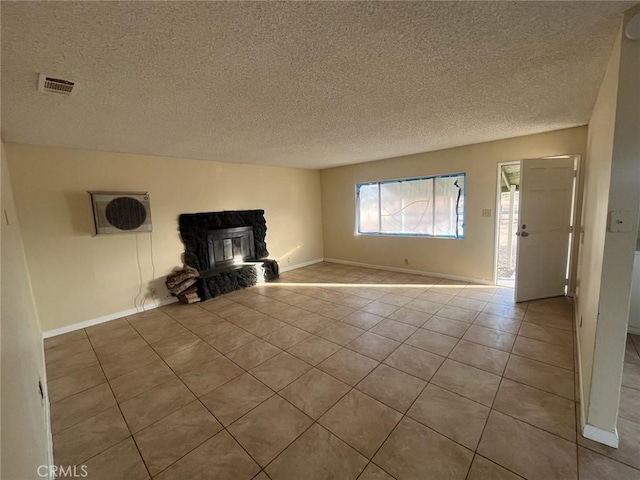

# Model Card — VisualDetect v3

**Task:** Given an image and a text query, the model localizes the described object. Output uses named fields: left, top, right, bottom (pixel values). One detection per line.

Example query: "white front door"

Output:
left=515, top=157, right=575, bottom=303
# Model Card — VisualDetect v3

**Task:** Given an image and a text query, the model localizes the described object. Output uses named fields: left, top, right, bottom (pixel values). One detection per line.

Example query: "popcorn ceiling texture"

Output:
left=0, top=1, right=632, bottom=169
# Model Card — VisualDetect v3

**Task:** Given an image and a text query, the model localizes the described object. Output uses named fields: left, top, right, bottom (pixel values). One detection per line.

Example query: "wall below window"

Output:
left=320, top=127, right=587, bottom=283
left=6, top=144, right=324, bottom=333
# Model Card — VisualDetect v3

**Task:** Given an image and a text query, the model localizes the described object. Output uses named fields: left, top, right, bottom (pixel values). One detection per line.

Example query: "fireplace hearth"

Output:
left=178, top=210, right=279, bottom=300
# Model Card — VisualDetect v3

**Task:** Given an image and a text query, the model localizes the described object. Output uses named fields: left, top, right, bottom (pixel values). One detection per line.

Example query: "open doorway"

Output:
left=496, top=156, right=578, bottom=300
left=496, top=162, right=520, bottom=288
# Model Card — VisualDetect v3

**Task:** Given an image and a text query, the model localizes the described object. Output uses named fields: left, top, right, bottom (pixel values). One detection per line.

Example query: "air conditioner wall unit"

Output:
left=89, top=191, right=153, bottom=235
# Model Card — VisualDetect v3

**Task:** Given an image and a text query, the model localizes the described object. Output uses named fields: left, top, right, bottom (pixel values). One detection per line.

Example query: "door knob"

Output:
left=516, top=224, right=528, bottom=237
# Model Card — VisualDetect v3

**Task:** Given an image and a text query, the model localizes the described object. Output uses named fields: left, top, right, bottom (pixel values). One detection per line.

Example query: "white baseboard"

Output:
left=323, top=258, right=495, bottom=285
left=575, top=303, right=622, bottom=449
left=279, top=258, right=324, bottom=273
left=42, top=297, right=178, bottom=339
left=42, top=259, right=325, bottom=338
left=582, top=424, right=619, bottom=448
left=628, top=325, right=640, bottom=335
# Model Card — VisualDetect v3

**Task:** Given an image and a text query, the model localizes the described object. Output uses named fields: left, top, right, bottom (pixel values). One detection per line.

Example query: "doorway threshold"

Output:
left=497, top=277, right=515, bottom=289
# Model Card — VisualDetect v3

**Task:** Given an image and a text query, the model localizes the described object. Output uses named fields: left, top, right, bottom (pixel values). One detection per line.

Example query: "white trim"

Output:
left=582, top=424, right=619, bottom=448
left=42, top=297, right=178, bottom=338
left=628, top=325, right=640, bottom=335
left=323, top=258, right=494, bottom=284
left=494, top=160, right=522, bottom=285
left=575, top=306, right=587, bottom=431
left=279, top=258, right=324, bottom=273
left=575, top=312, right=620, bottom=448
left=39, top=337, right=54, bottom=479
left=574, top=308, right=619, bottom=448
left=567, top=154, right=582, bottom=296
left=492, top=154, right=582, bottom=293
left=42, top=258, right=325, bottom=338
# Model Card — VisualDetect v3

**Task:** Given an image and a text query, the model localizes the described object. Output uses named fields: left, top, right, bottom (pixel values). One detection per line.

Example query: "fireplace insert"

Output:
left=207, top=226, right=256, bottom=270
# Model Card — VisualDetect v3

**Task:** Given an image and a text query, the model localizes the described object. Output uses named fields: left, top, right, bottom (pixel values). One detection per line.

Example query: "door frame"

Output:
left=492, top=154, right=582, bottom=296
left=493, top=160, right=521, bottom=286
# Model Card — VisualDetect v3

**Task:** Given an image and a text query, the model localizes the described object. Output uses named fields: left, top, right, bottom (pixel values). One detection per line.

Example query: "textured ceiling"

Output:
left=0, top=2, right=632, bottom=169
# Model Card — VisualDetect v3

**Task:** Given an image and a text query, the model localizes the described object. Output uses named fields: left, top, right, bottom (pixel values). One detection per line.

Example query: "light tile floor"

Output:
left=45, top=263, right=640, bottom=479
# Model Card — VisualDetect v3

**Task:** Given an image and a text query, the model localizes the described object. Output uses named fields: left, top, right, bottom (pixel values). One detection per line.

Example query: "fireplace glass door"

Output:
left=207, top=226, right=256, bottom=270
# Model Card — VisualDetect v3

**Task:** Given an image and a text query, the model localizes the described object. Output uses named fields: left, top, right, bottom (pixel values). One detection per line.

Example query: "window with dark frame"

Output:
left=357, top=173, right=466, bottom=238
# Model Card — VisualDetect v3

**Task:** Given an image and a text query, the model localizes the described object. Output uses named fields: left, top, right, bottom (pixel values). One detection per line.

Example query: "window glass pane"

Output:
left=358, top=184, right=379, bottom=232
left=356, top=173, right=465, bottom=238
left=434, top=175, right=464, bottom=237
left=380, top=179, right=433, bottom=234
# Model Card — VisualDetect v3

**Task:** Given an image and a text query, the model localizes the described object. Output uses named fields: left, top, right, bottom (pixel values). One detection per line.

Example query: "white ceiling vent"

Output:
left=37, top=73, right=77, bottom=96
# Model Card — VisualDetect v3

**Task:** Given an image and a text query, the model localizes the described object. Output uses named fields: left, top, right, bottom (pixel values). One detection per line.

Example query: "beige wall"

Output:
left=321, top=127, right=587, bottom=283
left=629, top=253, right=640, bottom=332
left=1, top=142, right=51, bottom=478
left=575, top=27, right=621, bottom=427
left=577, top=11, right=640, bottom=438
left=6, top=144, right=324, bottom=332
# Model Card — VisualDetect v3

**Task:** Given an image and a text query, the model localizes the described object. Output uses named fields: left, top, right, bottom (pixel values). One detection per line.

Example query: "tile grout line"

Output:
left=362, top=293, right=580, bottom=477
left=69, top=310, right=268, bottom=478
left=344, top=301, right=478, bottom=478
left=81, top=330, right=153, bottom=479
left=131, top=309, right=314, bottom=478
left=48, top=264, right=582, bottom=479
left=154, top=299, right=386, bottom=477
left=51, top=347, right=557, bottom=455
left=355, top=462, right=398, bottom=480
left=349, top=306, right=470, bottom=475
left=195, top=280, right=455, bottom=478
left=464, top=288, right=532, bottom=480
left=119, top=314, right=221, bottom=478
left=56, top=299, right=577, bottom=467
left=165, top=270, right=624, bottom=476
left=123, top=312, right=270, bottom=478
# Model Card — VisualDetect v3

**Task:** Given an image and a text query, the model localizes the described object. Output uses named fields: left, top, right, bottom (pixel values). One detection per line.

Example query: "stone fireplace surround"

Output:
left=179, top=210, right=279, bottom=300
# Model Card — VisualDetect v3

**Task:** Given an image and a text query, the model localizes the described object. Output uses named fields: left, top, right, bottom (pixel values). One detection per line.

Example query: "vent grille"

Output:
left=89, top=192, right=153, bottom=235
left=105, top=197, right=148, bottom=231
left=38, top=73, right=77, bottom=96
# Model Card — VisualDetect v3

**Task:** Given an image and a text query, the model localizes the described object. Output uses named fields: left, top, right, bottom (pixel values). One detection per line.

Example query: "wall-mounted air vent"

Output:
left=38, top=73, right=77, bottom=96
left=89, top=192, right=153, bottom=235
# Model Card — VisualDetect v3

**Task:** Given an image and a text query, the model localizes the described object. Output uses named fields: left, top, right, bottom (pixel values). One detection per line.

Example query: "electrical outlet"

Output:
left=287, top=257, right=291, bottom=264
left=482, top=209, right=492, bottom=218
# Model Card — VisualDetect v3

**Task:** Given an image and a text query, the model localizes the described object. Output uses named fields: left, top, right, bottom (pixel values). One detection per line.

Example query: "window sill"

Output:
left=355, top=232, right=464, bottom=239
